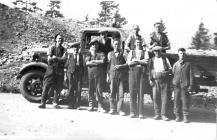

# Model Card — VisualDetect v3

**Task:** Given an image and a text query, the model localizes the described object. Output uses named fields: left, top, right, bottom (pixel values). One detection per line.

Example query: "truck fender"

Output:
left=17, top=62, right=48, bottom=79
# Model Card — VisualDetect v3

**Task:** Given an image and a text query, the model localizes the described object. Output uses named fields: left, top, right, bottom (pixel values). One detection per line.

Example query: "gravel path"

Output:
left=0, top=93, right=216, bottom=140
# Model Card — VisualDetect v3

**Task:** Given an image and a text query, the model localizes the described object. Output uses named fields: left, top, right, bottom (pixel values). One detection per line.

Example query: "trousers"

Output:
left=67, top=72, right=82, bottom=107
left=129, top=67, right=146, bottom=115
left=152, top=80, right=169, bottom=116
left=110, top=77, right=124, bottom=112
left=173, top=86, right=190, bottom=116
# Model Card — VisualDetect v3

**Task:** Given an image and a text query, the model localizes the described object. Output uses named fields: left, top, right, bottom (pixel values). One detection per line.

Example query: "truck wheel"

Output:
left=20, top=70, right=45, bottom=102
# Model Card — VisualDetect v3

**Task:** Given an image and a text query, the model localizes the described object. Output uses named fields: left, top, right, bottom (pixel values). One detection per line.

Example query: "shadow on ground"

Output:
left=57, top=96, right=216, bottom=124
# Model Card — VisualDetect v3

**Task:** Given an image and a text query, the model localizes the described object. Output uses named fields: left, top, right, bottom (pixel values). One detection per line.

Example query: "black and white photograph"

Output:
left=0, top=0, right=216, bottom=139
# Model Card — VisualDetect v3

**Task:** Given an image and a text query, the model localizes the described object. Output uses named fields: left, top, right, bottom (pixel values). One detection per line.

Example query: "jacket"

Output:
left=172, top=61, right=193, bottom=88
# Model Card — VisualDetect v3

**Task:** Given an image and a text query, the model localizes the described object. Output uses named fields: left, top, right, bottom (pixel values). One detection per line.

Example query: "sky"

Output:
left=1, top=0, right=217, bottom=50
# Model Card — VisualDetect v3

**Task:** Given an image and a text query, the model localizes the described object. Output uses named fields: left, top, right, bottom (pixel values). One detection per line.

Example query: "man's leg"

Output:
left=67, top=73, right=76, bottom=108
left=88, top=78, right=95, bottom=111
left=53, top=74, right=64, bottom=108
left=117, top=79, right=125, bottom=115
left=75, top=79, right=82, bottom=109
left=110, top=78, right=117, bottom=114
left=39, top=82, right=52, bottom=108
left=96, top=76, right=106, bottom=113
left=129, top=70, right=136, bottom=117
left=138, top=74, right=144, bottom=118
left=174, top=86, right=182, bottom=121
left=181, top=88, right=191, bottom=123
left=153, top=81, right=161, bottom=119
left=161, top=82, right=169, bottom=121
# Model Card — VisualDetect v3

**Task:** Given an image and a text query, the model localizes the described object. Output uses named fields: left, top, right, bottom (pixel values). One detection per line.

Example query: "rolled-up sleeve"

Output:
left=47, top=46, right=54, bottom=56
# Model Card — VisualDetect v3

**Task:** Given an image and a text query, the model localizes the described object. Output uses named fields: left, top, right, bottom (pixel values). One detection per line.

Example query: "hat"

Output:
left=152, top=46, right=163, bottom=51
left=89, top=39, right=99, bottom=46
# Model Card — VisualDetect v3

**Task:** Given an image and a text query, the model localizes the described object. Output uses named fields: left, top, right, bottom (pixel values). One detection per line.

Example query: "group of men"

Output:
left=38, top=22, right=194, bottom=123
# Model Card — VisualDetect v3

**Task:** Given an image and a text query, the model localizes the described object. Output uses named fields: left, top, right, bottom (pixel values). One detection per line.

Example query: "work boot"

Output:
left=38, top=103, right=46, bottom=109
left=129, top=113, right=136, bottom=118
left=109, top=109, right=117, bottom=115
left=118, top=111, right=126, bottom=116
left=162, top=115, right=169, bottom=121
left=88, top=107, right=94, bottom=112
left=98, top=107, right=106, bottom=113
left=139, top=114, right=145, bottom=119
left=183, top=116, right=189, bottom=123
left=153, top=115, right=161, bottom=120
left=76, top=106, right=81, bottom=110
left=52, top=103, right=61, bottom=109
left=97, top=103, right=106, bottom=113
left=175, top=115, right=182, bottom=122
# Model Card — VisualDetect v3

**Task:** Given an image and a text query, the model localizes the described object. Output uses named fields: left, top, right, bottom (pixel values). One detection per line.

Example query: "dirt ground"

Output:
left=0, top=93, right=216, bottom=140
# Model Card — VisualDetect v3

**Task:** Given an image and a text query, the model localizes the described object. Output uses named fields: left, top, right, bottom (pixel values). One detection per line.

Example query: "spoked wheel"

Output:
left=20, top=70, right=44, bottom=102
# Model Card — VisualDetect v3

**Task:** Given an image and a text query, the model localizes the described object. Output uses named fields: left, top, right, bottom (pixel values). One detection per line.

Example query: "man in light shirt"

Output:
left=127, top=38, right=149, bottom=118
left=149, top=46, right=172, bottom=121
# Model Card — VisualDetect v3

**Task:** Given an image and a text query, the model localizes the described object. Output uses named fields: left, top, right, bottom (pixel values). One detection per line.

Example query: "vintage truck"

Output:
left=17, top=27, right=215, bottom=102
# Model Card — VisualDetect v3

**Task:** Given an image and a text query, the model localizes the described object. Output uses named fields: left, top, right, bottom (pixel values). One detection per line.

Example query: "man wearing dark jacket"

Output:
left=172, top=48, right=194, bottom=123
left=66, top=45, right=84, bottom=109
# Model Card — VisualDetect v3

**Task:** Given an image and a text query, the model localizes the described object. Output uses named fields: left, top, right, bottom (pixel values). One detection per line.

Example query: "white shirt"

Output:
left=153, top=57, right=171, bottom=72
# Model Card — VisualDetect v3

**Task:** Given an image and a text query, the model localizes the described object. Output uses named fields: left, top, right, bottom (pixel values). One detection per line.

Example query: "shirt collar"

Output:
left=178, top=60, right=185, bottom=65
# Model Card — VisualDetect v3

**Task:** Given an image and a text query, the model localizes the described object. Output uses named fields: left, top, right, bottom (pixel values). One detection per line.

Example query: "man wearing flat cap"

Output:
left=149, top=22, right=171, bottom=53
left=66, top=45, right=84, bottom=109
left=149, top=46, right=172, bottom=121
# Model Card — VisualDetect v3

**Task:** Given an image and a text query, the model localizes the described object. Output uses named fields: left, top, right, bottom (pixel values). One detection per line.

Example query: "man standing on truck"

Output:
left=98, top=30, right=113, bottom=57
left=125, top=25, right=146, bottom=52
left=66, top=45, right=84, bottom=109
left=38, top=34, right=67, bottom=109
left=149, top=22, right=171, bottom=53
left=172, top=48, right=194, bottom=123
left=149, top=46, right=172, bottom=121
left=85, top=39, right=106, bottom=113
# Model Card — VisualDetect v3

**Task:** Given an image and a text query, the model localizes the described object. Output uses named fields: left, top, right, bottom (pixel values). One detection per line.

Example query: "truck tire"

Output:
left=20, top=70, right=45, bottom=102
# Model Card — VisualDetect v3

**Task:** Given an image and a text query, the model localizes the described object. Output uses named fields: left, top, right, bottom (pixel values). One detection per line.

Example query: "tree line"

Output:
left=12, top=0, right=217, bottom=50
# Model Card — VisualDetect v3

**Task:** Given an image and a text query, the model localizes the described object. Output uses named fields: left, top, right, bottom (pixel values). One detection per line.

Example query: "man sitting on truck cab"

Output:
left=149, top=22, right=171, bottom=53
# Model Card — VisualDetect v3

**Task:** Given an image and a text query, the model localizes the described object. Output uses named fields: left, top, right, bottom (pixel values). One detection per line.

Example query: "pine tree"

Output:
left=191, top=22, right=211, bottom=50
left=97, top=1, right=127, bottom=28
left=45, top=0, right=64, bottom=18
left=159, top=18, right=167, bottom=34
